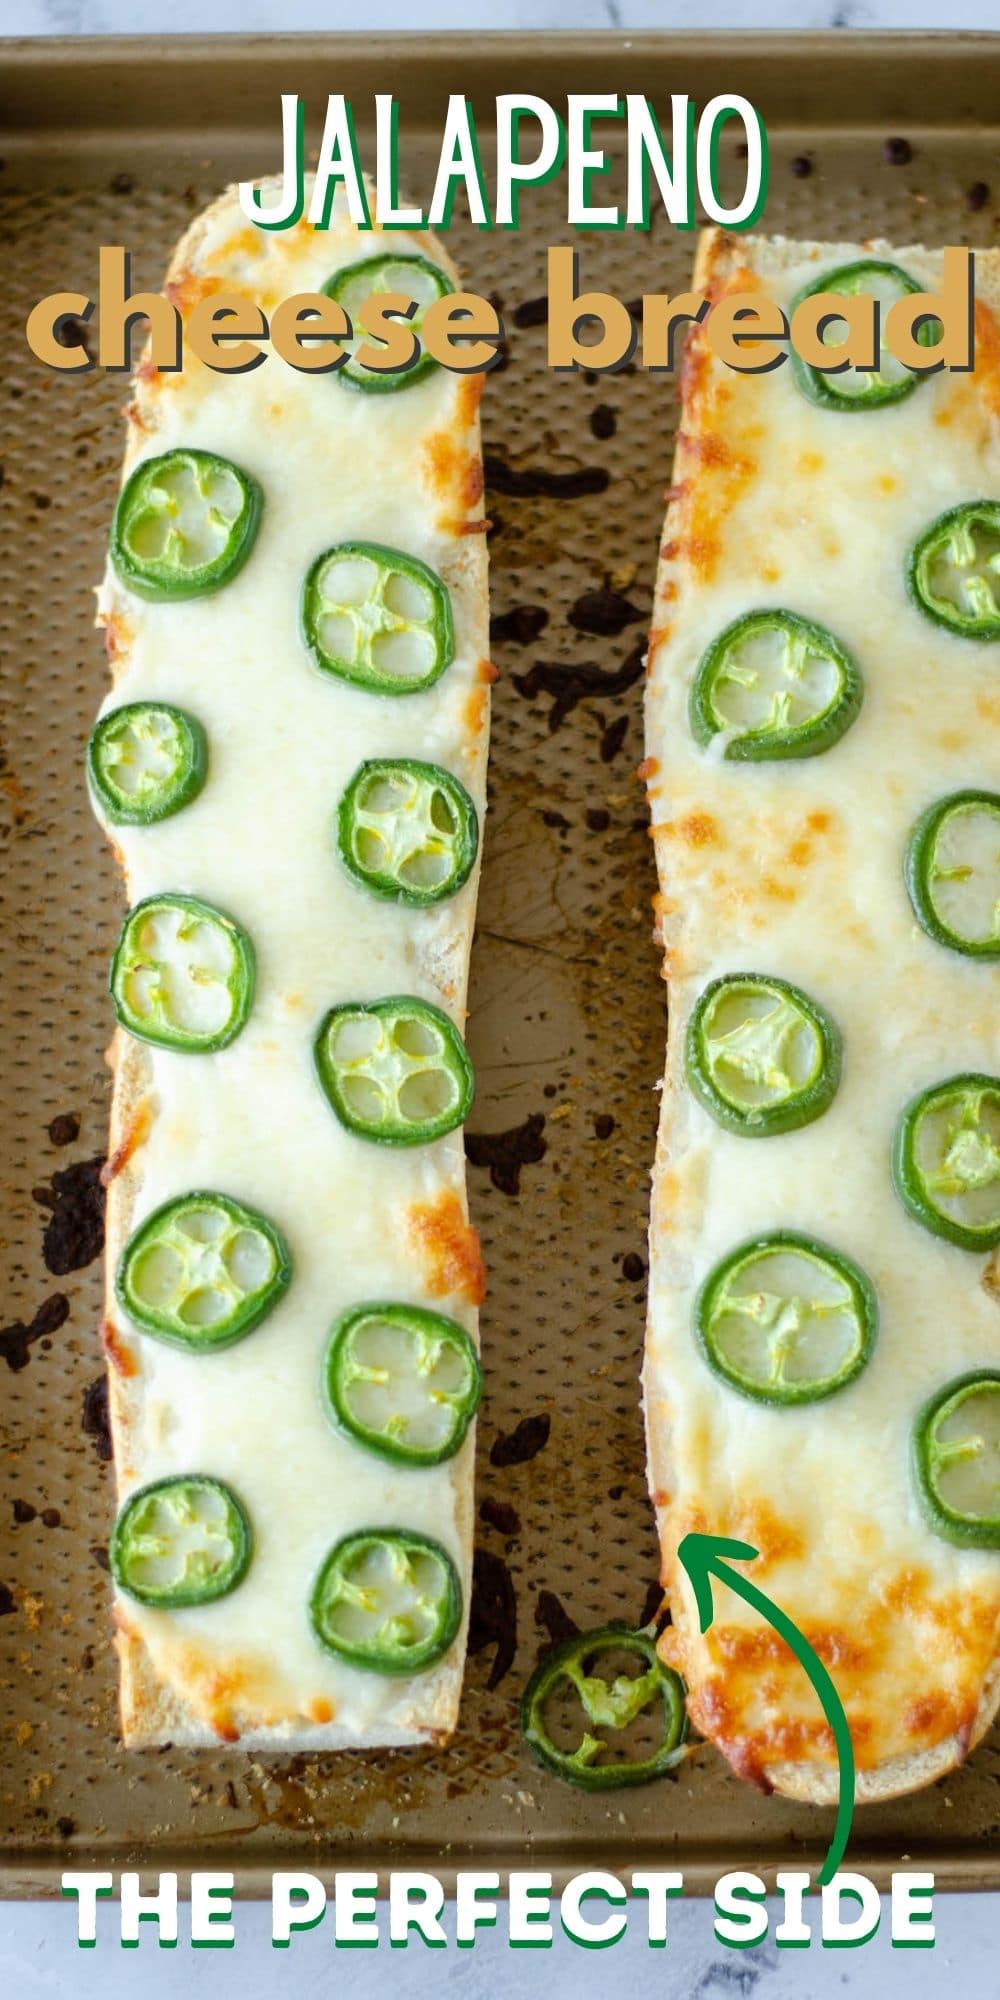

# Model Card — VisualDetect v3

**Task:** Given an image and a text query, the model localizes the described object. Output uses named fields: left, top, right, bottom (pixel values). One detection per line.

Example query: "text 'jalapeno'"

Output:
left=893, top=1073, right=1000, bottom=1250
left=690, top=609, right=862, bottom=761
left=324, top=1302, right=481, bottom=1467
left=110, top=1475, right=253, bottom=1608
left=303, top=542, right=454, bottom=696
left=912, top=1372, right=1000, bottom=1548
left=685, top=972, right=842, bottom=1137
left=695, top=1231, right=878, bottom=1407
left=110, top=448, right=262, bottom=601
left=314, top=995, right=474, bottom=1146
left=88, top=702, right=208, bottom=827
left=116, top=1190, right=292, bottom=1350
left=323, top=253, right=454, bottom=392
left=337, top=757, right=478, bottom=907
left=521, top=1625, right=688, bottom=1791
left=109, top=893, right=255, bottom=1053
left=309, top=1528, right=462, bottom=1676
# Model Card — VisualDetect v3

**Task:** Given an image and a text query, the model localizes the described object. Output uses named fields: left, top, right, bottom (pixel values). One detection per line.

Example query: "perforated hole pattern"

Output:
left=2, top=48, right=1000, bottom=1890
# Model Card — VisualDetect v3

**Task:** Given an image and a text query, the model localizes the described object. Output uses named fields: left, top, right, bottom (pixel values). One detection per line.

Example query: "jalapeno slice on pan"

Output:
left=695, top=1231, right=877, bottom=1407
left=303, top=541, right=454, bottom=696
left=314, top=996, right=474, bottom=1145
left=323, top=1302, right=481, bottom=1468
left=521, top=1625, right=687, bottom=1791
left=336, top=758, right=478, bottom=907
left=689, top=609, right=862, bottom=761
left=110, top=448, right=262, bottom=601
left=685, top=973, right=842, bottom=1137
left=912, top=1371, right=1000, bottom=1548
left=322, top=253, right=454, bottom=392
left=87, top=702, right=208, bottom=827
left=116, top=1191, right=292, bottom=1351
left=110, top=1475, right=253, bottom=1608
left=907, top=501, right=1000, bottom=640
left=905, top=790, right=1000, bottom=959
left=109, top=892, right=255, bottom=1053
left=790, top=259, right=938, bottom=413
left=892, top=1073, right=1000, bottom=1250
left=309, top=1528, right=462, bottom=1675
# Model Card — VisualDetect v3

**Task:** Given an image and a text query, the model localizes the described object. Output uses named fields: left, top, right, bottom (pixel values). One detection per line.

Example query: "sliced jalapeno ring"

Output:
left=309, top=1528, right=462, bottom=1676
left=337, top=758, right=478, bottom=907
left=110, top=448, right=262, bottom=601
left=116, top=1190, right=292, bottom=1351
left=87, top=702, right=208, bottom=827
left=322, top=253, right=454, bottom=392
left=907, top=501, right=1000, bottom=640
left=110, top=1475, right=253, bottom=1608
left=905, top=790, right=1000, bottom=960
left=790, top=259, right=939, bottom=413
left=695, top=1231, right=877, bottom=1407
left=892, top=1073, right=1000, bottom=1250
left=521, top=1625, right=687, bottom=1791
left=685, top=973, right=842, bottom=1137
left=314, top=995, right=474, bottom=1146
left=689, top=609, right=862, bottom=761
left=303, top=541, right=454, bottom=697
left=912, top=1371, right=1000, bottom=1548
left=109, top=892, right=255, bottom=1053
left=324, top=1302, right=481, bottom=1468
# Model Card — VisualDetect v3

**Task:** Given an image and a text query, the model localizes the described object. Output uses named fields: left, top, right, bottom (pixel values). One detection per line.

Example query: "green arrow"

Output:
left=677, top=1531, right=854, bottom=1887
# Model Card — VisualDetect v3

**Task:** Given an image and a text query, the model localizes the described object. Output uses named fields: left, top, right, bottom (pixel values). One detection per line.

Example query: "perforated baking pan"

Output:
left=2, top=31, right=1000, bottom=1897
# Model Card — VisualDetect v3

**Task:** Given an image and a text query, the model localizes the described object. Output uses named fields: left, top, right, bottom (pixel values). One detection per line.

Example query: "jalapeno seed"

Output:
left=912, top=1372, right=1000, bottom=1548
left=323, top=253, right=454, bottom=392
left=905, top=790, right=1000, bottom=959
left=110, top=1475, right=253, bottom=1608
left=309, top=1528, right=462, bottom=1675
left=694, top=1231, right=878, bottom=1406
left=685, top=972, right=842, bottom=1136
left=109, top=893, right=255, bottom=1053
left=110, top=448, right=262, bottom=601
left=324, top=1302, right=481, bottom=1467
left=689, top=609, right=863, bottom=761
left=116, top=1191, right=292, bottom=1350
left=907, top=501, right=1000, bottom=640
left=521, top=1625, right=687, bottom=1790
left=892, top=1074, right=1000, bottom=1250
left=88, top=702, right=208, bottom=826
left=336, top=757, right=478, bottom=907
left=314, top=996, right=474, bottom=1145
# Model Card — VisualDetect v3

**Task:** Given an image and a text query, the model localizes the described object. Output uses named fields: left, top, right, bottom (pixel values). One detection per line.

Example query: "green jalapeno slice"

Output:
left=322, top=253, right=454, bottom=392
left=905, top=790, right=1000, bottom=959
left=109, top=892, right=255, bottom=1053
left=912, top=1371, right=1000, bottom=1548
left=892, top=1073, right=1000, bottom=1250
left=110, top=448, right=262, bottom=601
left=336, top=758, right=478, bottom=907
left=324, top=1302, right=481, bottom=1467
left=314, top=996, right=474, bottom=1145
left=689, top=609, right=862, bottom=761
left=907, top=501, right=1000, bottom=640
left=685, top=973, right=842, bottom=1137
left=87, top=702, right=208, bottom=827
left=116, top=1191, right=292, bottom=1350
left=521, top=1625, right=687, bottom=1791
left=302, top=541, right=454, bottom=696
left=695, top=1231, right=877, bottom=1407
left=309, top=1528, right=461, bottom=1675
left=790, top=259, right=939, bottom=413
left=110, top=1475, right=253, bottom=1608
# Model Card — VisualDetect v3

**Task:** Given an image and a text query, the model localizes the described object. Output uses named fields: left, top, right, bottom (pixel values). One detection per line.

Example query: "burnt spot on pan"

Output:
left=568, top=586, right=644, bottom=638
left=47, top=1112, right=81, bottom=1147
left=465, top=1112, right=547, bottom=1196
left=513, top=639, right=645, bottom=732
left=484, top=453, right=610, bottom=502
left=589, top=403, right=617, bottom=440
left=883, top=135, right=913, bottom=166
left=467, top=1544, right=517, bottom=1690
left=0, top=1585, right=14, bottom=1616
left=535, top=1589, right=580, bottom=1650
left=600, top=714, right=629, bottom=762
left=967, top=181, right=990, bottom=213
left=0, top=1292, right=69, bottom=1373
left=33, top=1156, right=105, bottom=1275
left=512, top=296, right=549, bottom=329
left=490, top=604, right=549, bottom=647
left=639, top=1578, right=667, bottom=1629
left=82, top=1376, right=113, bottom=1463
left=479, top=1497, right=521, bottom=1539
left=490, top=1412, right=551, bottom=1468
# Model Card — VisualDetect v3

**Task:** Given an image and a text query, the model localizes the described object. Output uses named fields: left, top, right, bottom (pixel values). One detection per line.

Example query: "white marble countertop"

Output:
left=2, top=2, right=999, bottom=1992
